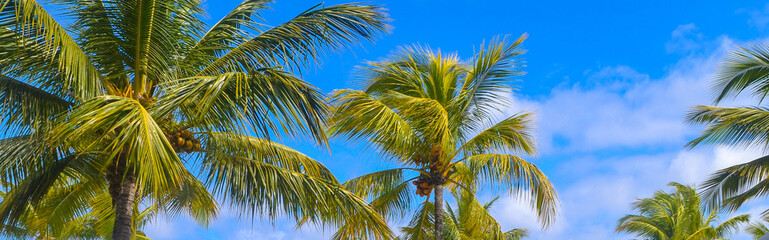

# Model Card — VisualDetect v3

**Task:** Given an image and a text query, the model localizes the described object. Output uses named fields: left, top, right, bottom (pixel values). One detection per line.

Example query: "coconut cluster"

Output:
left=412, top=175, right=435, bottom=197
left=412, top=160, right=442, bottom=197
left=166, top=129, right=201, bottom=153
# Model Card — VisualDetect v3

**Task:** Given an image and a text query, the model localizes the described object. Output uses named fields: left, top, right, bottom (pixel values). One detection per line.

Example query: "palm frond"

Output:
left=158, top=70, right=328, bottom=143
left=62, top=0, right=131, bottom=86
left=459, top=34, right=527, bottom=124
left=700, top=155, right=769, bottom=211
left=745, top=216, right=769, bottom=239
left=504, top=228, right=529, bottom=240
left=114, top=0, right=204, bottom=90
left=452, top=190, right=506, bottom=240
left=461, top=153, right=557, bottom=227
left=327, top=89, right=416, bottom=160
left=51, top=95, right=187, bottom=198
left=342, top=168, right=409, bottom=199
left=0, top=153, right=91, bottom=228
left=203, top=149, right=393, bottom=239
left=179, top=0, right=269, bottom=73
left=398, top=200, right=434, bottom=240
left=713, top=43, right=769, bottom=103
left=0, top=0, right=102, bottom=100
left=458, top=112, right=536, bottom=156
left=686, top=105, right=769, bottom=149
left=203, top=131, right=336, bottom=181
left=714, top=214, right=749, bottom=237
left=199, top=3, right=390, bottom=75
left=0, top=74, right=72, bottom=133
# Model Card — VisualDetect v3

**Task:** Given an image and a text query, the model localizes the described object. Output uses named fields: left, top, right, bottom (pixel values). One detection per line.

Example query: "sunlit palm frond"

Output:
left=328, top=89, right=416, bottom=160
left=715, top=214, right=750, bottom=237
left=149, top=173, right=218, bottom=227
left=180, top=0, right=269, bottom=73
left=382, top=92, right=452, bottom=147
left=203, top=131, right=336, bottom=181
left=399, top=200, right=434, bottom=240
left=458, top=112, right=536, bottom=156
left=329, top=170, right=414, bottom=240
left=461, top=153, right=557, bottom=227
left=713, top=43, right=769, bottom=103
left=451, top=190, right=505, bottom=240
left=460, top=34, right=527, bottom=121
left=200, top=3, right=390, bottom=75
left=686, top=105, right=769, bottom=149
left=114, top=0, right=205, bottom=89
left=203, top=150, right=393, bottom=239
left=0, top=0, right=102, bottom=100
left=158, top=70, right=327, bottom=143
left=342, top=168, right=409, bottom=199
left=59, top=0, right=130, bottom=86
left=342, top=168, right=417, bottom=220
left=51, top=96, right=186, bottom=197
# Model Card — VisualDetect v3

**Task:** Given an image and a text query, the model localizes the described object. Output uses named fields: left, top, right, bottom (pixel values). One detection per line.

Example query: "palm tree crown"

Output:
left=616, top=182, right=748, bottom=240
left=0, top=0, right=392, bottom=239
left=328, top=34, right=557, bottom=240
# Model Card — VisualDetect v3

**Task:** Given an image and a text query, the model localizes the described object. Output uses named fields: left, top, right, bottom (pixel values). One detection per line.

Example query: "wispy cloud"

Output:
left=742, top=3, right=769, bottom=31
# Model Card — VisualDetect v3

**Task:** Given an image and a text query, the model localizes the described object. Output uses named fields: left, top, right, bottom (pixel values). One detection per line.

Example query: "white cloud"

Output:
left=507, top=35, right=734, bottom=154
left=492, top=28, right=769, bottom=240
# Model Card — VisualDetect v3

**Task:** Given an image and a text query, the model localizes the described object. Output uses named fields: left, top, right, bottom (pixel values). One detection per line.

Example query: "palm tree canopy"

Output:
left=399, top=189, right=528, bottom=240
left=616, top=182, right=749, bottom=240
left=687, top=43, right=769, bottom=213
left=327, top=34, right=557, bottom=239
left=0, top=182, right=156, bottom=240
left=0, top=0, right=393, bottom=238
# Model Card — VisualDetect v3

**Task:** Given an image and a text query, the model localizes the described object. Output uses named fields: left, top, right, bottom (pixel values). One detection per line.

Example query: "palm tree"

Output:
left=616, top=182, right=749, bottom=240
left=686, top=43, right=769, bottom=213
left=0, top=183, right=155, bottom=240
left=746, top=215, right=769, bottom=239
left=327, top=34, right=557, bottom=240
left=399, top=189, right=529, bottom=240
left=0, top=0, right=392, bottom=239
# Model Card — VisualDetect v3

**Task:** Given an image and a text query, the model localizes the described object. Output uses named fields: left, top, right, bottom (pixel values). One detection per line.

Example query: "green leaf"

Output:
left=51, top=95, right=186, bottom=199
left=199, top=3, right=390, bottom=75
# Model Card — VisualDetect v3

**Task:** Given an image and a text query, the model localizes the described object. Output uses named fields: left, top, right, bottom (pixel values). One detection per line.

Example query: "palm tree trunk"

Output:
left=434, top=184, right=445, bottom=240
left=111, top=174, right=136, bottom=240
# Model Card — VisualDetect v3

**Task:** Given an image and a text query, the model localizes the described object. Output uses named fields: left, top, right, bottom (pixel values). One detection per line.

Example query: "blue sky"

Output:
left=144, top=1, right=769, bottom=239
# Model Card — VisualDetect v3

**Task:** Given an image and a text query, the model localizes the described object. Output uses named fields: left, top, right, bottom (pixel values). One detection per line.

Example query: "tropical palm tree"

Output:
left=686, top=43, right=769, bottom=213
left=616, top=182, right=749, bottom=240
left=746, top=215, right=769, bottom=239
left=0, top=183, right=155, bottom=240
left=0, top=0, right=392, bottom=239
left=399, top=189, right=529, bottom=240
left=327, top=34, right=557, bottom=240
